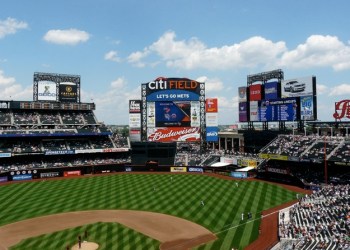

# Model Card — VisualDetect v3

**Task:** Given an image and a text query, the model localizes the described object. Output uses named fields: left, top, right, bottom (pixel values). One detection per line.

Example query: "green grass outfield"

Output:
left=0, top=174, right=298, bottom=250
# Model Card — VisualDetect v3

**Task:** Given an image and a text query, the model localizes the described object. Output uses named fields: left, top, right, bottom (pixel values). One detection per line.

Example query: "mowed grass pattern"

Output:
left=0, top=174, right=297, bottom=250
left=10, top=222, right=159, bottom=250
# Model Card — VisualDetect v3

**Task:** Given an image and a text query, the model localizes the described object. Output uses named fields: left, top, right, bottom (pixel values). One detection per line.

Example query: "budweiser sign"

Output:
left=148, top=127, right=201, bottom=142
left=333, top=100, right=350, bottom=120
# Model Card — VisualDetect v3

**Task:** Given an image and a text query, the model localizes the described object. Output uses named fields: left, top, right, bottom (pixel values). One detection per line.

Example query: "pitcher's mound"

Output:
left=71, top=241, right=99, bottom=250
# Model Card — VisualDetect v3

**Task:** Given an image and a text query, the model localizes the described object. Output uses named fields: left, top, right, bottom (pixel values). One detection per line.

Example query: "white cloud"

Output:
left=110, top=77, right=126, bottom=89
left=43, top=29, right=90, bottom=45
left=0, top=17, right=28, bottom=39
left=196, top=76, right=224, bottom=93
left=104, top=50, right=121, bottom=62
left=81, top=77, right=140, bottom=124
left=0, top=70, right=32, bottom=100
left=128, top=31, right=286, bottom=70
left=317, top=84, right=328, bottom=95
left=328, top=84, right=350, bottom=96
left=127, top=49, right=150, bottom=67
left=128, top=32, right=350, bottom=72
left=280, top=35, right=350, bottom=71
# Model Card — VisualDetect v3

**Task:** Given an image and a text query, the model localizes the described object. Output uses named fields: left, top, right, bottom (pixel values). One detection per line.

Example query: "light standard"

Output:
left=324, top=136, right=328, bottom=184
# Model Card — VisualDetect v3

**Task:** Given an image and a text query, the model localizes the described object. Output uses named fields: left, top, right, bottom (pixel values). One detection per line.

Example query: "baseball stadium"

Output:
left=0, top=71, right=349, bottom=250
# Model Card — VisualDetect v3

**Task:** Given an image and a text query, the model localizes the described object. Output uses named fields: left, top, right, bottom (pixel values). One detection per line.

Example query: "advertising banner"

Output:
left=129, top=129, right=141, bottom=142
left=0, top=153, right=11, bottom=158
left=220, top=157, right=238, bottom=165
left=188, top=167, right=203, bottom=173
left=129, top=113, right=141, bottom=128
left=0, top=176, right=8, bottom=182
left=147, top=127, right=201, bottom=142
left=45, top=150, right=75, bottom=155
left=190, top=101, right=200, bottom=127
left=64, top=170, right=81, bottom=177
left=206, top=98, right=218, bottom=112
left=206, top=126, right=219, bottom=142
left=75, top=149, right=103, bottom=154
left=249, top=84, right=262, bottom=101
left=155, top=101, right=191, bottom=127
left=281, top=76, right=314, bottom=98
left=171, top=167, right=187, bottom=172
left=38, top=81, right=57, bottom=101
left=230, top=171, right=247, bottom=178
left=13, top=174, right=32, bottom=181
left=102, top=148, right=129, bottom=152
left=266, top=167, right=289, bottom=175
left=250, top=101, right=259, bottom=121
left=238, top=87, right=247, bottom=103
left=264, top=81, right=278, bottom=100
left=146, top=78, right=201, bottom=101
left=40, top=172, right=60, bottom=178
left=59, top=83, right=78, bottom=102
left=239, top=102, right=248, bottom=122
left=129, top=100, right=141, bottom=113
left=300, top=96, right=314, bottom=121
left=147, top=102, right=156, bottom=128
left=206, top=113, right=218, bottom=127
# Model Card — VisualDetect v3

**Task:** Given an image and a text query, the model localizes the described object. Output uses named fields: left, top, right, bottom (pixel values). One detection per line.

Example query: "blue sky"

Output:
left=1, top=0, right=350, bottom=125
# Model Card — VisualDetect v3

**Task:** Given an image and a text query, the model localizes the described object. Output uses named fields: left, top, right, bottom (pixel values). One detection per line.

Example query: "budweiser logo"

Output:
left=149, top=127, right=200, bottom=142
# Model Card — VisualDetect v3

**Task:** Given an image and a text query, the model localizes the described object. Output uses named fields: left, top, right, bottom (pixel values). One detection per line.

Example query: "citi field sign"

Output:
left=146, top=77, right=202, bottom=101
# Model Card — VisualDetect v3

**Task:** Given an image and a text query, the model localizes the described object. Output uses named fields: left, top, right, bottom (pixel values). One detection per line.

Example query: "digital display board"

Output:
left=259, top=98, right=298, bottom=122
left=155, top=101, right=191, bottom=127
left=281, top=76, right=314, bottom=98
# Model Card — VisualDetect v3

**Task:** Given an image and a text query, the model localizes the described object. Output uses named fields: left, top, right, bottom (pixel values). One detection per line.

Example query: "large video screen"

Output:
left=281, top=76, right=314, bottom=98
left=155, top=101, right=191, bottom=127
left=38, top=81, right=57, bottom=101
left=248, top=97, right=299, bottom=122
left=259, top=98, right=298, bottom=122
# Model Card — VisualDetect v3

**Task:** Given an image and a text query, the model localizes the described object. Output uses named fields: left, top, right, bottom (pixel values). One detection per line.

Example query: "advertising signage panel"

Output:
left=206, top=126, right=218, bottom=142
left=146, top=77, right=201, bottom=101
left=250, top=101, right=259, bottom=121
left=239, top=102, right=248, bottom=122
left=300, top=96, right=314, bottom=121
left=264, top=81, right=278, bottom=100
left=38, top=81, right=57, bottom=101
left=206, top=98, right=218, bottom=112
left=281, top=76, right=314, bottom=98
left=129, top=100, right=141, bottom=113
left=249, top=84, right=262, bottom=101
left=238, top=87, right=247, bottom=103
left=147, top=127, right=200, bottom=142
left=59, top=83, right=77, bottom=102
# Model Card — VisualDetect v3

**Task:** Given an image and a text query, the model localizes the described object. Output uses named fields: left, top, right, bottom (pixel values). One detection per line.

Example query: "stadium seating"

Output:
left=278, top=184, right=350, bottom=250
